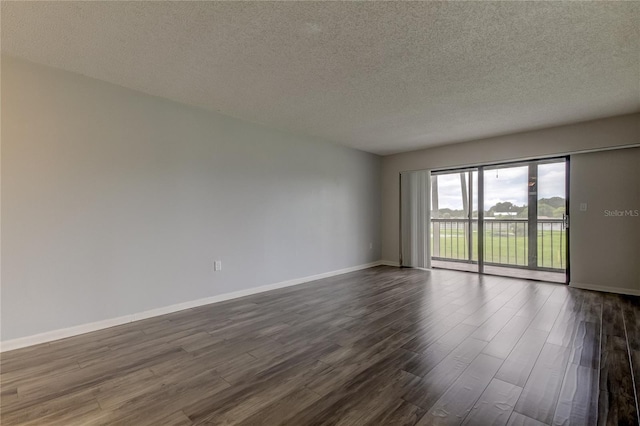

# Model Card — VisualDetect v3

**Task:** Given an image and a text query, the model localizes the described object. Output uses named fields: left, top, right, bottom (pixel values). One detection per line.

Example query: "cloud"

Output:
left=433, top=162, right=565, bottom=210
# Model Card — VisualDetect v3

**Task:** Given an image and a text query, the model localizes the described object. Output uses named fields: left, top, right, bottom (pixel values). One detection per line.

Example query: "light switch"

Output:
left=579, top=203, right=587, bottom=212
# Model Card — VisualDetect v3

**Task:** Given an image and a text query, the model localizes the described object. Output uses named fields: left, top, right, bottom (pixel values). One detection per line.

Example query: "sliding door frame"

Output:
left=477, top=166, right=484, bottom=274
left=429, top=155, right=569, bottom=283
left=565, top=157, right=571, bottom=284
left=429, top=167, right=479, bottom=272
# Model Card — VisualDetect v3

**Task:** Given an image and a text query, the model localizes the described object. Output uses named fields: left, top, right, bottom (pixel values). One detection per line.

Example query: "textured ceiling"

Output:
left=2, top=1, right=639, bottom=155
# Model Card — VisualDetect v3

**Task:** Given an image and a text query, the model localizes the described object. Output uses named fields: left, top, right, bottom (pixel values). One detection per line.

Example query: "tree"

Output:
left=552, top=206, right=565, bottom=218
left=538, top=203, right=555, bottom=218
left=539, top=197, right=565, bottom=209
left=494, top=201, right=515, bottom=212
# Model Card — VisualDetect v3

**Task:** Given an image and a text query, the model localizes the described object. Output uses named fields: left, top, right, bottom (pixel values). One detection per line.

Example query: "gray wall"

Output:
left=382, top=114, right=639, bottom=292
left=1, top=56, right=382, bottom=341
left=570, top=148, right=640, bottom=293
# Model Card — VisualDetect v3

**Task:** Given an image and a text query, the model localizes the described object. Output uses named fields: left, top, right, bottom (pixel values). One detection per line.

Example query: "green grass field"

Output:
left=431, top=227, right=566, bottom=270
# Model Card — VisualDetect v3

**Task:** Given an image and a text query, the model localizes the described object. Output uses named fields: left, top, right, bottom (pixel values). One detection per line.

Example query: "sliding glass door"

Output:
left=430, top=158, right=568, bottom=283
left=430, top=169, right=479, bottom=273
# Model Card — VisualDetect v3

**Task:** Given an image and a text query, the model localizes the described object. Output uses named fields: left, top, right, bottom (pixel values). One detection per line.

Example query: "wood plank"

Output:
left=482, top=315, right=534, bottom=360
left=363, top=399, right=425, bottom=426
left=513, top=343, right=571, bottom=424
left=599, top=333, right=638, bottom=425
left=235, top=387, right=321, bottom=426
left=552, top=363, right=598, bottom=426
left=183, top=348, right=341, bottom=423
left=507, top=411, right=548, bottom=426
left=403, top=338, right=487, bottom=410
left=470, top=307, right=519, bottom=342
left=92, top=369, right=230, bottom=424
left=528, top=296, right=564, bottom=333
left=331, top=370, right=422, bottom=426
left=462, top=378, right=522, bottom=426
left=597, top=294, right=638, bottom=426
left=495, top=328, right=548, bottom=387
left=550, top=291, right=602, bottom=426
left=622, top=294, right=640, bottom=418
left=283, top=349, right=417, bottom=425
left=417, top=353, right=504, bottom=425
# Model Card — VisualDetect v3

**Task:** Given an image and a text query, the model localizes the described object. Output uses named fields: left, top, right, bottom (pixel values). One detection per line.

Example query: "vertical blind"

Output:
left=400, top=170, right=431, bottom=268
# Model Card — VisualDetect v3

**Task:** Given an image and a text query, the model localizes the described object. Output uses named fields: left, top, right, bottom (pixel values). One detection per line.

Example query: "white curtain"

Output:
left=400, top=170, right=431, bottom=268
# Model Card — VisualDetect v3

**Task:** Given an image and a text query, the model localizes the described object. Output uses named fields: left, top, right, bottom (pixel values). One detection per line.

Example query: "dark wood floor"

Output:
left=2, top=266, right=639, bottom=425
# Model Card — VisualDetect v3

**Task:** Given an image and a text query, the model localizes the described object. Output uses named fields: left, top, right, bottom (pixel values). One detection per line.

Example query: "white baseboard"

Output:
left=0, top=261, right=382, bottom=352
left=379, top=260, right=432, bottom=271
left=569, top=281, right=640, bottom=296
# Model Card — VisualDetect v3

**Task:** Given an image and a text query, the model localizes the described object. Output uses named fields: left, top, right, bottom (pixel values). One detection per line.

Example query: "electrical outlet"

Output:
left=214, top=260, right=222, bottom=271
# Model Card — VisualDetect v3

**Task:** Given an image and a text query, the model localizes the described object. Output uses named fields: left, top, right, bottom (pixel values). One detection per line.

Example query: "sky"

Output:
left=433, top=162, right=565, bottom=210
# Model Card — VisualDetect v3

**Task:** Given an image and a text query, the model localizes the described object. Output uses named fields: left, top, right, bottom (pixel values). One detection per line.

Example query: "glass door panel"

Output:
left=483, top=165, right=529, bottom=268
left=480, top=160, right=567, bottom=282
left=430, top=169, right=478, bottom=273
left=537, top=162, right=567, bottom=272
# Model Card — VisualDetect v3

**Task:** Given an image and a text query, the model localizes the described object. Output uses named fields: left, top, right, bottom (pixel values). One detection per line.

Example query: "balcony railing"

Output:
left=431, top=218, right=566, bottom=271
